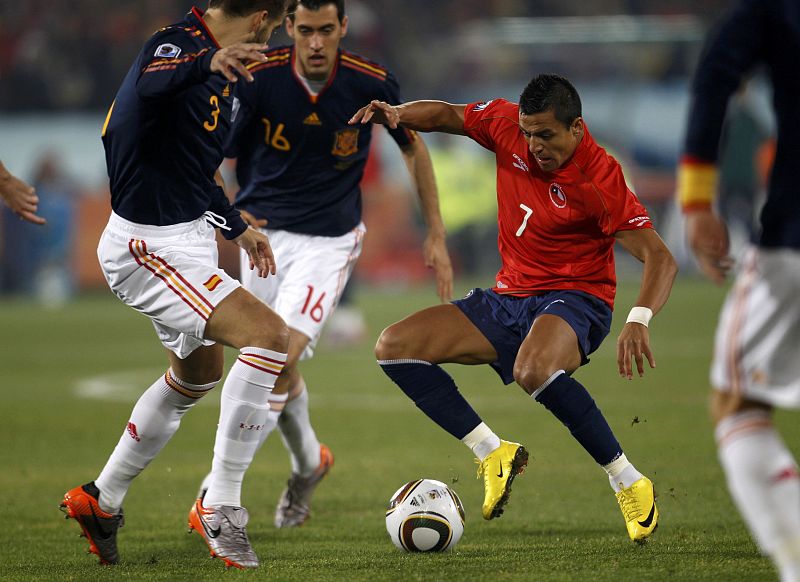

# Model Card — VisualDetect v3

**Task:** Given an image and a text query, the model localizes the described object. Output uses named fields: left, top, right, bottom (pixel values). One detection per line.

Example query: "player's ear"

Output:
left=340, top=15, right=349, bottom=38
left=571, top=117, right=584, bottom=136
left=251, top=10, right=268, bottom=33
left=285, top=15, right=295, bottom=39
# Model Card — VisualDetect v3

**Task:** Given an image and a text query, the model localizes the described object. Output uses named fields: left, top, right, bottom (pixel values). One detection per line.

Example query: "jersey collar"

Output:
left=187, top=6, right=221, bottom=49
left=291, top=46, right=339, bottom=104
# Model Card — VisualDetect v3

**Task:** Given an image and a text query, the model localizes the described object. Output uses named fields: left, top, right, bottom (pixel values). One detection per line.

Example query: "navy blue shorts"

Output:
left=452, top=288, right=613, bottom=385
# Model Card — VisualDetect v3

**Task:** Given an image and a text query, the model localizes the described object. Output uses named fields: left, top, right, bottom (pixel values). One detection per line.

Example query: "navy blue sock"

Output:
left=379, top=361, right=482, bottom=440
left=535, top=372, right=622, bottom=465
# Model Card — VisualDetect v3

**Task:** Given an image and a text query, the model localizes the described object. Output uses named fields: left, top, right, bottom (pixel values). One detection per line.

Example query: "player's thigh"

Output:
left=205, top=287, right=288, bottom=351
left=711, top=247, right=800, bottom=410
left=514, top=314, right=583, bottom=392
left=98, top=214, right=241, bottom=359
left=375, top=304, right=497, bottom=364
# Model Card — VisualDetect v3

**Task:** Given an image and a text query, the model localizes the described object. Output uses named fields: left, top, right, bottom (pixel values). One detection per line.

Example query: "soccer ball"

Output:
left=385, top=478, right=465, bottom=552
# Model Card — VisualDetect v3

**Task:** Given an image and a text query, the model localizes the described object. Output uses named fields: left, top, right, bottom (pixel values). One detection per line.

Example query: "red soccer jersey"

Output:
left=463, top=99, right=652, bottom=308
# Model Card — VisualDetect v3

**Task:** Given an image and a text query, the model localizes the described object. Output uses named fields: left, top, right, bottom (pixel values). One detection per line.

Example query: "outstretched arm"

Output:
left=613, top=228, right=678, bottom=380
left=400, top=137, right=453, bottom=302
left=350, top=100, right=467, bottom=135
left=0, top=161, right=45, bottom=225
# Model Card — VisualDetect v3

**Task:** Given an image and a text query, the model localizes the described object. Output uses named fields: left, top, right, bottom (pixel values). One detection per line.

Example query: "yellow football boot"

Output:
left=477, top=440, right=529, bottom=520
left=615, top=476, right=658, bottom=542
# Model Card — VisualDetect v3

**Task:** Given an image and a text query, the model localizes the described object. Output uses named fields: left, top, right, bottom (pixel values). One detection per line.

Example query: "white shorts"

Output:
left=97, top=212, right=241, bottom=359
left=240, top=223, right=365, bottom=360
left=711, top=246, right=800, bottom=408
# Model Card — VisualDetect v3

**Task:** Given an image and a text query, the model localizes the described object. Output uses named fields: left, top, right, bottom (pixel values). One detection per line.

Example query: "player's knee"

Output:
left=375, top=323, right=413, bottom=361
left=710, top=390, right=770, bottom=425
left=243, top=309, right=290, bottom=352
left=513, top=360, right=558, bottom=395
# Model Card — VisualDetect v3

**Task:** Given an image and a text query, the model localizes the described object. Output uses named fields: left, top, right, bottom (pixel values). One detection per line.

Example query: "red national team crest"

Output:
left=332, top=128, right=359, bottom=157
left=549, top=183, right=567, bottom=208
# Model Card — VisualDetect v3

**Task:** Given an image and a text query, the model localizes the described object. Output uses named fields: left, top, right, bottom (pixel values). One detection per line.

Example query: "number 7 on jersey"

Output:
left=516, top=204, right=533, bottom=236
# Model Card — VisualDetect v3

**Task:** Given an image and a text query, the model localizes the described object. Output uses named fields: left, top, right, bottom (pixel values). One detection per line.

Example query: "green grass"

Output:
left=0, top=278, right=788, bottom=580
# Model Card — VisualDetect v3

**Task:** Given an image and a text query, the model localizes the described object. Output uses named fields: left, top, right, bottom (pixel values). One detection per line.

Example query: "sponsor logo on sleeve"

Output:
left=627, top=215, right=651, bottom=227
left=512, top=154, right=529, bottom=173
left=472, top=100, right=494, bottom=111
left=154, top=43, right=182, bottom=58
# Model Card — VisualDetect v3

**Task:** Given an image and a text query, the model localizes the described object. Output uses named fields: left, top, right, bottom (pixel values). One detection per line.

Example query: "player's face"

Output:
left=519, top=109, right=584, bottom=173
left=286, top=4, right=348, bottom=81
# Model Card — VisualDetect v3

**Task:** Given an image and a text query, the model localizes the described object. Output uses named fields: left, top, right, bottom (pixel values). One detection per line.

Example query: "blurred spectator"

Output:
left=0, top=0, right=731, bottom=111
left=1, top=151, right=77, bottom=306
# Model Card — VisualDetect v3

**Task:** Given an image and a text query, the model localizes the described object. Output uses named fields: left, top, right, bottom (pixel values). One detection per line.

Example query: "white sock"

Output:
left=602, top=453, right=644, bottom=493
left=199, top=391, right=288, bottom=496
left=95, top=369, right=216, bottom=513
left=462, top=422, right=501, bottom=461
left=278, top=382, right=321, bottom=477
left=203, top=347, right=286, bottom=508
left=716, top=409, right=800, bottom=579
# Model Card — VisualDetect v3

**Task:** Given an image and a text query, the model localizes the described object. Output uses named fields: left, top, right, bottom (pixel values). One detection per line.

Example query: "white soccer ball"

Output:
left=385, top=478, right=465, bottom=552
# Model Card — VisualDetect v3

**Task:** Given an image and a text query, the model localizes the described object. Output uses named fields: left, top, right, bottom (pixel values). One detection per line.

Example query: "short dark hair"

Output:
left=287, top=0, right=345, bottom=23
left=519, top=74, right=582, bottom=128
left=208, top=0, right=289, bottom=19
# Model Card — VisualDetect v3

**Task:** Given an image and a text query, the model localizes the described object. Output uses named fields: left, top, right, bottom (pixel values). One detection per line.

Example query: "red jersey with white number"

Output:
left=463, top=98, right=652, bottom=308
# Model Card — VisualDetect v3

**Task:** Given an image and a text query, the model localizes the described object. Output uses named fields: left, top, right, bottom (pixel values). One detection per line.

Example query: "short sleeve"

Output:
left=462, top=99, right=512, bottom=152
left=594, top=156, right=653, bottom=236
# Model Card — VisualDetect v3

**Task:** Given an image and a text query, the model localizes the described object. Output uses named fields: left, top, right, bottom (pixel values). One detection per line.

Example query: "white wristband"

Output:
left=626, top=306, right=653, bottom=327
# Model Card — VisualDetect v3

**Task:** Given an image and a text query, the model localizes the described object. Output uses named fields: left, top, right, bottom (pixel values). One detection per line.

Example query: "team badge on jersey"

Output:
left=473, top=100, right=494, bottom=111
left=549, top=183, right=567, bottom=208
left=154, top=43, right=182, bottom=58
left=332, top=128, right=359, bottom=157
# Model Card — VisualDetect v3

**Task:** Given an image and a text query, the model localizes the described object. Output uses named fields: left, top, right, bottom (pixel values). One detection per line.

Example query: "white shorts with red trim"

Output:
left=97, top=212, right=241, bottom=359
left=240, top=223, right=365, bottom=360
left=711, top=246, right=800, bottom=408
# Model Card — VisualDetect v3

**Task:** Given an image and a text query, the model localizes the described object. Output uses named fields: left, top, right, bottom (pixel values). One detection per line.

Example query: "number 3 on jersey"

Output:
left=301, top=285, right=326, bottom=322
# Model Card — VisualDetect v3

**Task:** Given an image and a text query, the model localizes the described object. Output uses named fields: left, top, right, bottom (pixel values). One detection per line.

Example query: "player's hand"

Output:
left=616, top=322, right=655, bottom=380
left=239, top=209, right=268, bottom=228
left=0, top=171, right=45, bottom=225
left=423, top=233, right=453, bottom=302
left=685, top=210, right=733, bottom=285
left=210, top=43, right=268, bottom=83
left=234, top=226, right=276, bottom=278
left=349, top=100, right=400, bottom=129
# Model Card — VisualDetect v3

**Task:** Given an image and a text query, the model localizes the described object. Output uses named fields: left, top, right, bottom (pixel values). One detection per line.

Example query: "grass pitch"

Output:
left=0, top=278, right=790, bottom=580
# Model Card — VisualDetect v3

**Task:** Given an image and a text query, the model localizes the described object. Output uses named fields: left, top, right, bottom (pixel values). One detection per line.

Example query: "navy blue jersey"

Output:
left=102, top=7, right=246, bottom=240
left=683, top=0, right=800, bottom=249
left=227, top=46, right=416, bottom=236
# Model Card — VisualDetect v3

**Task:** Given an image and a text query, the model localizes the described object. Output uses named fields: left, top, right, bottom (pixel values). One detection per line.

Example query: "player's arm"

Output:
left=136, top=37, right=268, bottom=100
left=677, top=0, right=763, bottom=283
left=613, top=228, right=678, bottom=380
left=399, top=137, right=453, bottom=302
left=350, top=100, right=467, bottom=135
left=0, top=160, right=45, bottom=225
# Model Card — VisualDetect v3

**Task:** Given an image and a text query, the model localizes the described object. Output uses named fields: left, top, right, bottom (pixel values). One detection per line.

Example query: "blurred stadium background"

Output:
left=0, top=0, right=775, bottom=303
